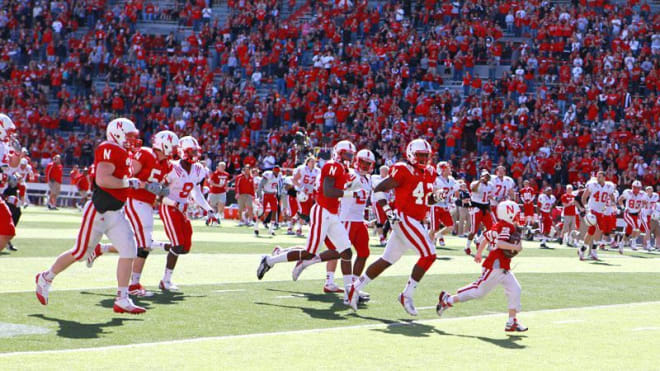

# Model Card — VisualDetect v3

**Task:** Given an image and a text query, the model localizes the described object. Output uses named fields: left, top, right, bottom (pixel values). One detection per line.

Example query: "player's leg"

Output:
left=159, top=204, right=188, bottom=290
left=373, top=203, right=387, bottom=245
left=124, top=199, right=155, bottom=296
left=439, top=268, right=502, bottom=311
left=466, top=208, right=482, bottom=254
left=351, top=221, right=370, bottom=276
left=0, top=199, right=16, bottom=252
left=257, top=204, right=327, bottom=279
left=435, top=208, right=454, bottom=246
left=501, top=272, right=527, bottom=331
left=36, top=201, right=102, bottom=305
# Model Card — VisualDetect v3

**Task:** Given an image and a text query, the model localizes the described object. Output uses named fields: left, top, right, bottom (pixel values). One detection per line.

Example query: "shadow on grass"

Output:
left=369, top=320, right=527, bottom=348
left=28, top=314, right=142, bottom=339
left=255, top=302, right=348, bottom=321
left=79, top=290, right=206, bottom=310
left=589, top=260, right=619, bottom=266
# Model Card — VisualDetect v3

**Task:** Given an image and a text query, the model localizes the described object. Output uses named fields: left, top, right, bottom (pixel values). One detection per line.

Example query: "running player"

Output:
left=436, top=200, right=527, bottom=332
left=618, top=181, right=648, bottom=252
left=257, top=140, right=357, bottom=305
left=519, top=180, right=536, bottom=237
left=158, top=136, right=215, bottom=291
left=35, top=118, right=146, bottom=313
left=465, top=170, right=495, bottom=255
left=86, top=131, right=179, bottom=297
left=347, top=139, right=437, bottom=316
left=537, top=187, right=556, bottom=248
left=580, top=171, right=616, bottom=260
left=292, top=156, right=319, bottom=236
left=258, top=166, right=282, bottom=235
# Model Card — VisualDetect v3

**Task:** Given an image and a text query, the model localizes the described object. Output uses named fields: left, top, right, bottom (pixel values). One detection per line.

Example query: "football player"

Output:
left=560, top=185, right=579, bottom=247
left=618, top=181, right=648, bottom=252
left=430, top=161, right=458, bottom=247
left=86, top=130, right=179, bottom=297
left=370, top=165, right=391, bottom=246
left=257, top=140, right=358, bottom=305
left=465, top=170, right=495, bottom=255
left=519, top=180, right=536, bottom=236
left=347, top=139, right=438, bottom=316
left=157, top=136, right=215, bottom=291
left=643, top=186, right=659, bottom=250
left=537, top=187, right=556, bottom=248
left=436, top=200, right=527, bottom=332
left=257, top=166, right=282, bottom=236
left=580, top=171, right=616, bottom=260
left=36, top=118, right=147, bottom=313
left=292, top=156, right=319, bottom=236
left=0, top=114, right=20, bottom=252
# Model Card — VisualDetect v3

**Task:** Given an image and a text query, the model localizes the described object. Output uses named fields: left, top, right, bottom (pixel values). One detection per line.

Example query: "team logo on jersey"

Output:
left=328, top=166, right=337, bottom=176
left=103, top=149, right=112, bottom=160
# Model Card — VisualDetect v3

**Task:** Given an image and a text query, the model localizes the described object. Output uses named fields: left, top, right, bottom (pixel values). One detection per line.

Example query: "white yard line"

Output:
left=631, top=327, right=659, bottom=331
left=1, top=301, right=657, bottom=357
left=212, top=289, right=246, bottom=293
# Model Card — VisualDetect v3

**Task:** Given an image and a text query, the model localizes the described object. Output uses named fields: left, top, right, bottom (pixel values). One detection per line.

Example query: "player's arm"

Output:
left=96, top=161, right=139, bottom=189
left=131, top=158, right=143, bottom=175
left=191, top=180, right=213, bottom=213
left=292, top=169, right=302, bottom=189
left=470, top=180, right=480, bottom=192
left=322, top=175, right=345, bottom=198
left=496, top=239, right=522, bottom=252
left=257, top=176, right=267, bottom=197
left=617, top=193, right=625, bottom=207
left=581, top=189, right=590, bottom=207
left=508, top=187, right=516, bottom=202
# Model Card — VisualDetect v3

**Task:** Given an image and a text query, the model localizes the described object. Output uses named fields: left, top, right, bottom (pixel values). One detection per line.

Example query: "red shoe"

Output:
left=128, top=283, right=154, bottom=297
left=505, top=318, right=528, bottom=332
left=35, top=273, right=51, bottom=306
left=113, top=297, right=146, bottom=314
left=86, top=244, right=103, bottom=268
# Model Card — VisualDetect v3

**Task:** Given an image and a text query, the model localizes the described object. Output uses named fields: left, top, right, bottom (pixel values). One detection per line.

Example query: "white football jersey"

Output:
left=339, top=169, right=371, bottom=222
left=433, top=175, right=457, bottom=208
left=294, top=164, right=319, bottom=194
left=0, top=142, right=13, bottom=166
left=7, top=164, right=32, bottom=183
left=642, top=192, right=658, bottom=216
left=489, top=175, right=516, bottom=205
left=261, top=171, right=281, bottom=193
left=620, top=189, right=647, bottom=213
left=370, top=174, right=392, bottom=202
left=537, top=193, right=556, bottom=213
left=470, top=181, right=494, bottom=205
left=164, top=161, right=208, bottom=205
left=586, top=179, right=615, bottom=213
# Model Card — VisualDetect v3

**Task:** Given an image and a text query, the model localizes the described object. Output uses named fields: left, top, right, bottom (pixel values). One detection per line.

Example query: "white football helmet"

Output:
left=152, top=130, right=180, bottom=157
left=496, top=200, right=520, bottom=225
left=355, top=149, right=375, bottom=174
left=0, top=113, right=16, bottom=142
left=107, top=118, right=139, bottom=150
left=632, top=180, right=642, bottom=190
left=332, top=140, right=356, bottom=163
left=406, top=138, right=432, bottom=169
left=436, top=161, right=450, bottom=174
left=179, top=136, right=201, bottom=161
left=584, top=213, right=597, bottom=226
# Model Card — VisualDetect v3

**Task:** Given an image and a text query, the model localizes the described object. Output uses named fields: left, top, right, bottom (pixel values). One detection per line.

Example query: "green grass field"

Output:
left=1, top=208, right=659, bottom=370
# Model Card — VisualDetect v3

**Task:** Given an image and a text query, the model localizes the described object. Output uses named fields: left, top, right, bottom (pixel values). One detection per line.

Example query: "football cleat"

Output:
left=158, top=280, right=179, bottom=291
left=254, top=229, right=259, bottom=236
left=35, top=272, right=51, bottom=306
left=7, top=243, right=17, bottom=251
left=295, top=228, right=303, bottom=237
left=346, top=284, right=359, bottom=311
left=578, top=246, right=586, bottom=261
left=398, top=293, right=418, bottom=316
left=438, top=237, right=445, bottom=247
left=505, top=318, right=528, bottom=332
left=113, top=297, right=146, bottom=314
left=323, top=283, right=344, bottom=293
left=286, top=228, right=295, bottom=235
left=358, top=291, right=371, bottom=303
left=463, top=247, right=472, bottom=256
left=86, top=244, right=103, bottom=268
left=256, top=255, right=272, bottom=280
left=129, top=283, right=154, bottom=297
left=540, top=242, right=549, bottom=249
left=436, top=291, right=452, bottom=317
left=619, top=243, right=624, bottom=255
left=292, top=260, right=312, bottom=281
left=589, top=249, right=599, bottom=261
left=271, top=246, right=281, bottom=256
left=379, top=236, right=387, bottom=246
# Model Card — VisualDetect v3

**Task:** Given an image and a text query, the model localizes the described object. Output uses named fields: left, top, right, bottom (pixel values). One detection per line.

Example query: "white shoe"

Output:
left=159, top=280, right=179, bottom=291
left=618, top=243, right=624, bottom=255
left=397, top=293, right=418, bottom=316
left=323, top=282, right=344, bottom=293
left=35, top=272, right=51, bottom=305
left=291, top=259, right=313, bottom=281
left=589, top=249, right=599, bottom=261
left=436, top=291, right=452, bottom=317
left=113, top=297, right=146, bottom=314
left=578, top=246, right=586, bottom=260
left=86, top=244, right=102, bottom=268
left=346, top=284, right=359, bottom=311
left=438, top=237, right=445, bottom=247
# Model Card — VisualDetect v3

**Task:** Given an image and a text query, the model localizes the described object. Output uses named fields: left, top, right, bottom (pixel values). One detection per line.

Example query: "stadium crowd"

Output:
left=0, top=0, right=659, bottom=195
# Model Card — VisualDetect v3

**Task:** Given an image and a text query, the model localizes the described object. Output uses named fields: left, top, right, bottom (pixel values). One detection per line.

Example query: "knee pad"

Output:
left=169, top=245, right=188, bottom=256
left=137, top=247, right=150, bottom=258
left=416, top=254, right=436, bottom=271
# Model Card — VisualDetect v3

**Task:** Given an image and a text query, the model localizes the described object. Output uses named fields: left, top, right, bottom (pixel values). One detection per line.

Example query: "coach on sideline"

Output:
left=45, top=155, right=63, bottom=210
left=235, top=165, right=255, bottom=226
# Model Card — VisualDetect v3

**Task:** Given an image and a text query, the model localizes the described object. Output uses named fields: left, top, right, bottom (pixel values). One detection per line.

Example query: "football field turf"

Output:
left=1, top=208, right=659, bottom=370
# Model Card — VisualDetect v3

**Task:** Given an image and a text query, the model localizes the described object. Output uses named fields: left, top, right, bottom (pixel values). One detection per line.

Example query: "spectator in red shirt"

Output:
left=45, top=155, right=63, bottom=210
left=234, top=165, right=255, bottom=226
left=208, top=161, right=230, bottom=223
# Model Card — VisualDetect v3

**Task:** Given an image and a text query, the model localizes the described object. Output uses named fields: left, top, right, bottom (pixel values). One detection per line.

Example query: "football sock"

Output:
left=343, top=274, right=354, bottom=289
left=466, top=239, right=472, bottom=249
left=267, top=253, right=288, bottom=265
left=326, top=271, right=335, bottom=285
left=403, top=278, right=418, bottom=297
left=163, top=268, right=173, bottom=282
left=447, top=295, right=455, bottom=305
left=44, top=269, right=56, bottom=281
left=117, top=286, right=128, bottom=298
left=131, top=273, right=141, bottom=285
left=354, top=275, right=371, bottom=291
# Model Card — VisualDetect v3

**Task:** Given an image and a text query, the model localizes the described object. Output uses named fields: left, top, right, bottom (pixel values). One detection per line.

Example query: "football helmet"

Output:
left=107, top=118, right=139, bottom=150
left=152, top=130, right=179, bottom=157
left=406, top=139, right=432, bottom=169
left=632, top=180, right=642, bottom=190
left=496, top=200, right=520, bottom=225
left=179, top=136, right=201, bottom=161
left=436, top=161, right=450, bottom=175
left=355, top=149, right=375, bottom=174
left=0, top=113, right=16, bottom=143
left=332, top=140, right=356, bottom=164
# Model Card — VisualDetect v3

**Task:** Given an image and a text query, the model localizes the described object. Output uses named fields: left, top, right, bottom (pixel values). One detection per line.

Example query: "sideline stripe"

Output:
left=1, top=301, right=657, bottom=357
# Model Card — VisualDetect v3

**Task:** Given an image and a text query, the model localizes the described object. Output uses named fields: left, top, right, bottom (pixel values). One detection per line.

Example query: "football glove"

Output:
left=128, top=178, right=141, bottom=189
left=7, top=174, right=18, bottom=188
left=158, top=186, right=170, bottom=197
left=144, top=182, right=162, bottom=195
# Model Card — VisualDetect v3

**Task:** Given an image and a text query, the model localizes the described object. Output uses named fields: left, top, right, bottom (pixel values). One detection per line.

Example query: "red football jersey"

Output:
left=209, top=169, right=230, bottom=194
left=519, top=186, right=536, bottom=204
left=94, top=141, right=132, bottom=203
left=390, top=162, right=435, bottom=222
left=315, top=160, right=349, bottom=214
left=561, top=193, right=576, bottom=216
left=130, top=147, right=169, bottom=204
left=482, top=220, right=517, bottom=270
